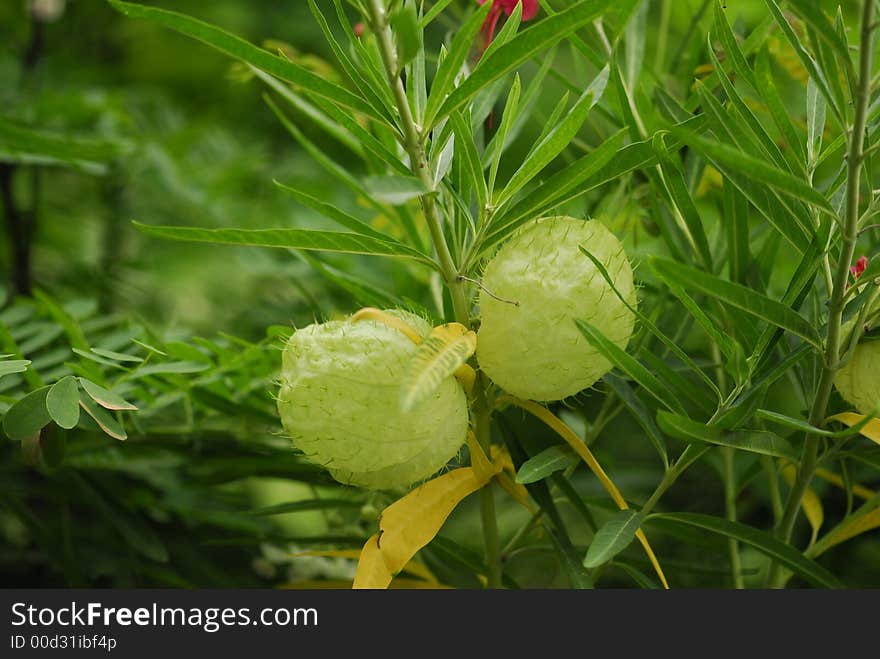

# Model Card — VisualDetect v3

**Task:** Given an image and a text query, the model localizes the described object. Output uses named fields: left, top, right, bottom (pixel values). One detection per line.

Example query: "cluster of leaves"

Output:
left=0, top=284, right=373, bottom=586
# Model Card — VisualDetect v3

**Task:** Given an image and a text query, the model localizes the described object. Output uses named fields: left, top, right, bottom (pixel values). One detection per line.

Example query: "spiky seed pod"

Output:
left=834, top=310, right=880, bottom=414
left=834, top=341, right=880, bottom=413
left=277, top=310, right=469, bottom=489
left=476, top=216, right=636, bottom=401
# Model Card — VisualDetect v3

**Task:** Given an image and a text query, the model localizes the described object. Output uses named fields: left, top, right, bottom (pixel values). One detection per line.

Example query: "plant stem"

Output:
left=367, top=0, right=469, bottom=324
left=368, top=0, right=502, bottom=586
left=768, top=0, right=875, bottom=587
left=722, top=447, right=744, bottom=588
left=474, top=374, right=503, bottom=588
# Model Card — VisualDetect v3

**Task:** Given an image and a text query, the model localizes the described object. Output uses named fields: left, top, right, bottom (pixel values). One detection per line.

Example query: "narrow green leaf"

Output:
left=757, top=409, right=879, bottom=439
left=46, top=376, right=81, bottom=430
left=0, top=359, right=30, bottom=380
left=78, top=378, right=138, bottom=411
left=583, top=510, right=642, bottom=568
left=364, top=175, right=430, bottom=204
left=754, top=47, right=806, bottom=167
left=653, top=133, right=713, bottom=269
left=656, top=411, right=798, bottom=460
left=391, top=1, right=422, bottom=67
left=400, top=324, right=476, bottom=412
left=670, top=125, right=833, bottom=217
left=649, top=512, right=843, bottom=588
left=482, top=129, right=628, bottom=254
left=450, top=111, right=488, bottom=213
left=705, top=31, right=791, bottom=174
left=575, top=320, right=687, bottom=415
left=604, top=374, right=668, bottom=468
left=420, top=0, right=456, bottom=28
left=307, top=0, right=396, bottom=125
left=515, top=445, right=580, bottom=484
left=79, top=392, right=127, bottom=440
left=649, top=257, right=822, bottom=350
left=129, top=361, right=211, bottom=377
left=273, top=180, right=396, bottom=242
left=579, top=245, right=720, bottom=399
left=487, top=75, right=522, bottom=199
left=423, top=1, right=492, bottom=129
left=108, top=0, right=383, bottom=122
left=91, top=348, right=143, bottom=363
left=3, top=386, right=51, bottom=440
left=497, top=66, right=608, bottom=207
left=434, top=0, right=614, bottom=124
left=759, top=0, right=842, bottom=123
left=133, top=222, right=437, bottom=267
left=806, top=77, right=827, bottom=166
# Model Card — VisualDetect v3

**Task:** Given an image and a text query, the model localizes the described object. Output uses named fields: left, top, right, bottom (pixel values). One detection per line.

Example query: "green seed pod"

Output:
left=834, top=341, right=880, bottom=413
left=277, top=310, right=468, bottom=489
left=477, top=216, right=636, bottom=401
left=834, top=311, right=880, bottom=414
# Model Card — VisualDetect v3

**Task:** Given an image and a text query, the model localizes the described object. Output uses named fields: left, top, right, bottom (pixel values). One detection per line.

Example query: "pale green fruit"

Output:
left=277, top=310, right=468, bottom=489
left=834, top=329, right=880, bottom=415
left=477, top=216, right=636, bottom=401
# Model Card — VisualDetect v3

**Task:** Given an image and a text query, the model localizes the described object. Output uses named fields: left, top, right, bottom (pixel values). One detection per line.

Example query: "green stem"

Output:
left=367, top=0, right=469, bottom=324
left=723, top=447, right=744, bottom=589
left=475, top=375, right=503, bottom=588
left=768, top=0, right=875, bottom=588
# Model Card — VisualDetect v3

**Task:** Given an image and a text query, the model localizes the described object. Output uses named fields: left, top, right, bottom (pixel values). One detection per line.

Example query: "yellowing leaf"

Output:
left=500, top=395, right=669, bottom=589
left=781, top=462, right=824, bottom=544
left=810, top=507, right=880, bottom=557
left=400, top=323, right=476, bottom=412
left=826, top=412, right=880, bottom=446
left=815, top=467, right=875, bottom=500
left=353, top=464, right=499, bottom=589
left=351, top=307, right=423, bottom=344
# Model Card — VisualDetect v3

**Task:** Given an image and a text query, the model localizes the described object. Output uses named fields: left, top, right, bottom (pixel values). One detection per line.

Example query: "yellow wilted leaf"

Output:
left=351, top=307, right=423, bottom=344
left=810, top=507, right=880, bottom=557
left=815, top=467, right=875, bottom=500
left=826, top=412, right=880, bottom=446
left=400, top=323, right=476, bottom=412
left=500, top=395, right=669, bottom=589
left=353, top=464, right=499, bottom=589
left=781, top=462, right=824, bottom=544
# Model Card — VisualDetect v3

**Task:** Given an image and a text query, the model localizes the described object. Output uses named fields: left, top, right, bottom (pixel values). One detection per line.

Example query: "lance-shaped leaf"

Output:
left=354, top=456, right=500, bottom=588
left=78, top=378, right=138, bottom=411
left=515, top=445, right=579, bottom=484
left=133, top=223, right=437, bottom=268
left=400, top=323, right=476, bottom=412
left=433, top=0, right=614, bottom=125
left=496, top=66, right=608, bottom=207
left=657, top=411, right=798, bottom=460
left=583, top=509, right=643, bottom=569
left=649, top=512, right=842, bottom=588
left=79, top=392, right=127, bottom=441
left=649, top=257, right=822, bottom=350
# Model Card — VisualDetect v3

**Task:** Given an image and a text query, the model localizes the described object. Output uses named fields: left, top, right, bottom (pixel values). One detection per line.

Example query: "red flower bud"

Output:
left=852, top=255, right=869, bottom=280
